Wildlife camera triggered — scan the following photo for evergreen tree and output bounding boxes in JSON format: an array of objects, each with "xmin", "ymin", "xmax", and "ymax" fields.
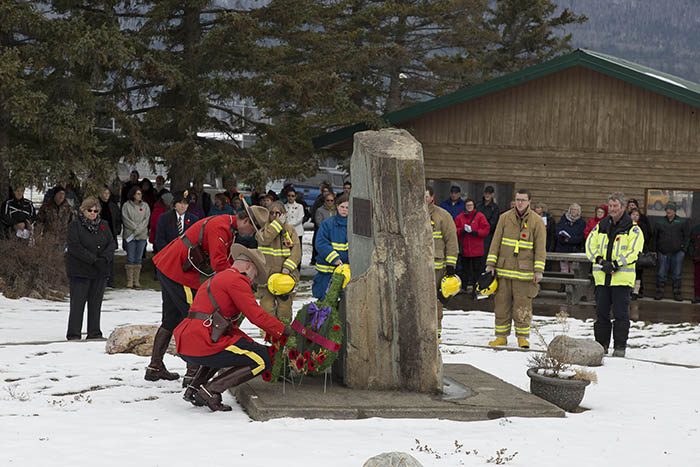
[
  {"xmin": 488, "ymin": 0, "xmax": 587, "ymax": 73},
  {"xmin": 0, "ymin": 1, "xmax": 129, "ymax": 197}
]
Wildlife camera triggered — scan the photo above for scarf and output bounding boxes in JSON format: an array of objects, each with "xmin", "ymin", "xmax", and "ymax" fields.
[
  {"xmin": 79, "ymin": 212, "xmax": 102, "ymax": 234},
  {"xmin": 565, "ymin": 203, "xmax": 582, "ymax": 223}
]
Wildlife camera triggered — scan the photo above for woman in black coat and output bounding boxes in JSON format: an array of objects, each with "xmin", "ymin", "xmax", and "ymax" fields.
[{"xmin": 66, "ymin": 196, "xmax": 116, "ymax": 340}]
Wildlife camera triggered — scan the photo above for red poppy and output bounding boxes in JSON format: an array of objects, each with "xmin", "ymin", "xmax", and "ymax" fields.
[
  {"xmin": 521, "ymin": 233, "xmax": 526, "ymax": 238},
  {"xmin": 295, "ymin": 358, "xmax": 304, "ymax": 369},
  {"xmin": 185, "ymin": 219, "xmax": 190, "ymax": 224},
  {"xmin": 332, "ymin": 325, "xmax": 340, "ymax": 332},
  {"xmin": 139, "ymin": 208, "xmax": 143, "ymax": 211},
  {"xmin": 288, "ymin": 350, "xmax": 299, "ymax": 360},
  {"xmin": 100, "ymin": 225, "xmax": 105, "ymax": 230},
  {"xmin": 280, "ymin": 335, "xmax": 288, "ymax": 346},
  {"xmin": 262, "ymin": 370, "xmax": 272, "ymax": 381},
  {"xmin": 307, "ymin": 360, "xmax": 316, "ymax": 372},
  {"xmin": 333, "ymin": 343, "xmax": 341, "ymax": 351},
  {"xmin": 303, "ymin": 351, "xmax": 311, "ymax": 360},
  {"xmin": 317, "ymin": 354, "xmax": 326, "ymax": 363},
  {"xmin": 269, "ymin": 345, "xmax": 278, "ymax": 356}
]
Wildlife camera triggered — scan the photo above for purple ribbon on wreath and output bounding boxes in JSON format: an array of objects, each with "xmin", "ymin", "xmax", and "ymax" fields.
[{"xmin": 307, "ymin": 303, "xmax": 331, "ymax": 331}]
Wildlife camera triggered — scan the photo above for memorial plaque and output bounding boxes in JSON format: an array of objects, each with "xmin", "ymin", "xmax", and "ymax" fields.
[{"xmin": 352, "ymin": 197, "xmax": 372, "ymax": 238}]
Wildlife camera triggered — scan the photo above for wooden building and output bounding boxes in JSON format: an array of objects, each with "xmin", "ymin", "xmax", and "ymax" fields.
[{"xmin": 315, "ymin": 49, "xmax": 700, "ymax": 299}]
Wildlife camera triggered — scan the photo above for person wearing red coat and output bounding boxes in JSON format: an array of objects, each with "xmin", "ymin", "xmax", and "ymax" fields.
[
  {"xmin": 175, "ymin": 245, "xmax": 292, "ymax": 412},
  {"xmin": 454, "ymin": 199, "xmax": 490, "ymax": 297},
  {"xmin": 584, "ymin": 204, "xmax": 608, "ymax": 239},
  {"xmin": 145, "ymin": 204, "xmax": 269, "ymax": 385}
]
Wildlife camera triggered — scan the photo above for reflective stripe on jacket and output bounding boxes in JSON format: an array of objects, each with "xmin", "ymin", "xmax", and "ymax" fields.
[
  {"xmin": 486, "ymin": 207, "xmax": 546, "ymax": 281},
  {"xmin": 428, "ymin": 203, "xmax": 459, "ymax": 270},
  {"xmin": 586, "ymin": 214, "xmax": 643, "ymax": 287},
  {"xmin": 256, "ymin": 219, "xmax": 302, "ymax": 280}
]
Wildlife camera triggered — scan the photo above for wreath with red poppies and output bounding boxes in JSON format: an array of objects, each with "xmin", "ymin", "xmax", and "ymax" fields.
[{"xmin": 263, "ymin": 271, "xmax": 344, "ymax": 382}]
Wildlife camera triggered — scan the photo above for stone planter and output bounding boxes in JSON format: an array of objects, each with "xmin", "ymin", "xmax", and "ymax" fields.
[{"xmin": 527, "ymin": 369, "xmax": 590, "ymax": 412}]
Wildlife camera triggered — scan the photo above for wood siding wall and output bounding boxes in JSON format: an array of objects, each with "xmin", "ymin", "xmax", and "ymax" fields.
[{"xmin": 405, "ymin": 66, "xmax": 700, "ymax": 298}]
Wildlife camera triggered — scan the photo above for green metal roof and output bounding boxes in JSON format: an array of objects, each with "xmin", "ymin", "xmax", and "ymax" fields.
[{"xmin": 313, "ymin": 48, "xmax": 700, "ymax": 149}]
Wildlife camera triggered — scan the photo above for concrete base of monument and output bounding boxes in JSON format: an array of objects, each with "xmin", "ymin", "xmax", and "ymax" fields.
[{"xmin": 232, "ymin": 363, "xmax": 565, "ymax": 421}]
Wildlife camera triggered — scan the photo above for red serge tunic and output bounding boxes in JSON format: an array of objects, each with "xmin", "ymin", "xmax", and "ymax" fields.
[
  {"xmin": 173, "ymin": 268, "xmax": 286, "ymax": 357},
  {"xmin": 152, "ymin": 214, "xmax": 238, "ymax": 289}
]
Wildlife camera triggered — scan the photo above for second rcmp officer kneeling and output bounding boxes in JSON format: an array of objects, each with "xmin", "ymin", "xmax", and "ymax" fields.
[{"xmin": 174, "ymin": 245, "xmax": 293, "ymax": 412}]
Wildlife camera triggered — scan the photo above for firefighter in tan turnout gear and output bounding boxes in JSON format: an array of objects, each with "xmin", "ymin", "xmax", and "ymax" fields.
[
  {"xmin": 485, "ymin": 189, "xmax": 546, "ymax": 348},
  {"xmin": 426, "ymin": 187, "xmax": 459, "ymax": 341},
  {"xmin": 256, "ymin": 201, "xmax": 302, "ymax": 322}
]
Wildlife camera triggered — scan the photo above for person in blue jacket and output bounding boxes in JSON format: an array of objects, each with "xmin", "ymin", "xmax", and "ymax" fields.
[
  {"xmin": 439, "ymin": 185, "xmax": 466, "ymax": 220},
  {"xmin": 312, "ymin": 194, "xmax": 349, "ymax": 299},
  {"xmin": 555, "ymin": 203, "xmax": 586, "ymax": 276}
]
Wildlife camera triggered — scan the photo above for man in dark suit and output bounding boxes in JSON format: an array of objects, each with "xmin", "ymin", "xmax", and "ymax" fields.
[{"xmin": 155, "ymin": 191, "xmax": 199, "ymax": 252}]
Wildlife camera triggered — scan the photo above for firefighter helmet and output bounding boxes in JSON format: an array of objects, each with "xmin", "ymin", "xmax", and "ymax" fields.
[
  {"xmin": 440, "ymin": 275, "xmax": 462, "ymax": 299},
  {"xmin": 476, "ymin": 272, "xmax": 498, "ymax": 299},
  {"xmin": 267, "ymin": 273, "xmax": 296, "ymax": 295},
  {"xmin": 334, "ymin": 263, "xmax": 351, "ymax": 288}
]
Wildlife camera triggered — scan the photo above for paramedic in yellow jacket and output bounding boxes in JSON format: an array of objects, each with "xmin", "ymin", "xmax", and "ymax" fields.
[
  {"xmin": 426, "ymin": 187, "xmax": 459, "ymax": 339},
  {"xmin": 485, "ymin": 189, "xmax": 546, "ymax": 348},
  {"xmin": 256, "ymin": 201, "xmax": 302, "ymax": 322},
  {"xmin": 585, "ymin": 192, "xmax": 643, "ymax": 358}
]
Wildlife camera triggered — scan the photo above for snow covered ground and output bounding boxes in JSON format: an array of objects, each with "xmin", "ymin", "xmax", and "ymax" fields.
[{"xmin": 1, "ymin": 232, "xmax": 699, "ymax": 466}]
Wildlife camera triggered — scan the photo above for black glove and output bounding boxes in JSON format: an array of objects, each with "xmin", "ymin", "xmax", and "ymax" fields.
[
  {"xmin": 445, "ymin": 265, "xmax": 456, "ymax": 276},
  {"xmin": 600, "ymin": 261, "xmax": 615, "ymax": 274},
  {"xmin": 94, "ymin": 257, "xmax": 109, "ymax": 276}
]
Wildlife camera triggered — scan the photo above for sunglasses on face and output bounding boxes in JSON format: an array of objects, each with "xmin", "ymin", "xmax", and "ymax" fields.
[
  {"xmin": 87, "ymin": 209, "xmax": 99, "ymax": 213},
  {"xmin": 326, "ymin": 199, "xmax": 334, "ymax": 203}
]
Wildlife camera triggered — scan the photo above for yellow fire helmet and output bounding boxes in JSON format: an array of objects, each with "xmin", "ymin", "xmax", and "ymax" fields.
[
  {"xmin": 334, "ymin": 263, "xmax": 351, "ymax": 289},
  {"xmin": 440, "ymin": 274, "xmax": 462, "ymax": 299},
  {"xmin": 267, "ymin": 273, "xmax": 296, "ymax": 296},
  {"xmin": 476, "ymin": 272, "xmax": 498, "ymax": 299}
]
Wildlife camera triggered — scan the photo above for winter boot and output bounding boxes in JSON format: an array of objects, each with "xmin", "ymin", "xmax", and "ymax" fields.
[
  {"xmin": 133, "ymin": 265, "xmax": 142, "ymax": 288},
  {"xmin": 632, "ymin": 280, "xmax": 641, "ymax": 300},
  {"xmin": 125, "ymin": 265, "xmax": 134, "ymax": 288},
  {"xmin": 612, "ymin": 348, "xmax": 626, "ymax": 358},
  {"xmin": 612, "ymin": 320, "xmax": 630, "ymax": 354},
  {"xmin": 673, "ymin": 283, "xmax": 683, "ymax": 302},
  {"xmin": 488, "ymin": 336, "xmax": 508, "ymax": 347},
  {"xmin": 183, "ymin": 366, "xmax": 219, "ymax": 406},
  {"xmin": 182, "ymin": 362, "xmax": 201, "ymax": 389},
  {"xmin": 144, "ymin": 327, "xmax": 180, "ymax": 381},
  {"xmin": 654, "ymin": 282, "xmax": 664, "ymax": 300},
  {"xmin": 517, "ymin": 337, "xmax": 530, "ymax": 348},
  {"xmin": 593, "ymin": 320, "xmax": 612, "ymax": 353},
  {"xmin": 195, "ymin": 366, "xmax": 255, "ymax": 412}
]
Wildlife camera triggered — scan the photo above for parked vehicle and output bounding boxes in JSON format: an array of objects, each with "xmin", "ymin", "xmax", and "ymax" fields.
[{"xmin": 267, "ymin": 167, "xmax": 348, "ymax": 205}]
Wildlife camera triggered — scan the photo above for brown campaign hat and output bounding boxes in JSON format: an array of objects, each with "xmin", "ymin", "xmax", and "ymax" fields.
[{"xmin": 229, "ymin": 244, "xmax": 268, "ymax": 284}]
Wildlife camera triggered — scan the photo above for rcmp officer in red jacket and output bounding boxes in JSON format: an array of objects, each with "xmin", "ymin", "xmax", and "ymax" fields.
[
  {"xmin": 174, "ymin": 244, "xmax": 293, "ymax": 412},
  {"xmin": 144, "ymin": 201, "xmax": 269, "ymax": 385}
]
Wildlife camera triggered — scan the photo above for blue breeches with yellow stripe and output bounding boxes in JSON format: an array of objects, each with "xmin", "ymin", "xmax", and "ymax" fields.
[{"xmin": 179, "ymin": 338, "xmax": 272, "ymax": 375}]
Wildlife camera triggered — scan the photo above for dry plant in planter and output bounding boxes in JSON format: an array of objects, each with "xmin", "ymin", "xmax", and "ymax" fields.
[{"xmin": 526, "ymin": 312, "xmax": 597, "ymax": 411}]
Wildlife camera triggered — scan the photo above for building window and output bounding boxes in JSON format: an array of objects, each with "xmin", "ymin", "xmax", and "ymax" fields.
[
  {"xmin": 645, "ymin": 189, "xmax": 699, "ymax": 223},
  {"xmin": 427, "ymin": 180, "xmax": 513, "ymax": 213}
]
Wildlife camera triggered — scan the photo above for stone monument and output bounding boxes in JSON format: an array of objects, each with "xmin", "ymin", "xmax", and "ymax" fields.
[{"xmin": 344, "ymin": 128, "xmax": 441, "ymax": 393}]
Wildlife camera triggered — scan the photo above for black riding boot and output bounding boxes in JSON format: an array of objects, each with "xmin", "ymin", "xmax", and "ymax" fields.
[
  {"xmin": 144, "ymin": 327, "xmax": 180, "ymax": 381},
  {"xmin": 594, "ymin": 320, "xmax": 612, "ymax": 353}
]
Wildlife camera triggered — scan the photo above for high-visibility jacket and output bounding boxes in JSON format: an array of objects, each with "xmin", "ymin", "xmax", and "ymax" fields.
[
  {"xmin": 256, "ymin": 219, "xmax": 302, "ymax": 281},
  {"xmin": 428, "ymin": 203, "xmax": 458, "ymax": 270},
  {"xmin": 486, "ymin": 207, "xmax": 546, "ymax": 281},
  {"xmin": 586, "ymin": 213, "xmax": 643, "ymax": 287}
]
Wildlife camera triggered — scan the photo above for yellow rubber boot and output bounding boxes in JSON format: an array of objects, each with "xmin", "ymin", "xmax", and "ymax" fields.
[
  {"xmin": 488, "ymin": 336, "xmax": 507, "ymax": 347},
  {"xmin": 437, "ymin": 328, "xmax": 442, "ymax": 344},
  {"xmin": 517, "ymin": 337, "xmax": 530, "ymax": 349}
]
